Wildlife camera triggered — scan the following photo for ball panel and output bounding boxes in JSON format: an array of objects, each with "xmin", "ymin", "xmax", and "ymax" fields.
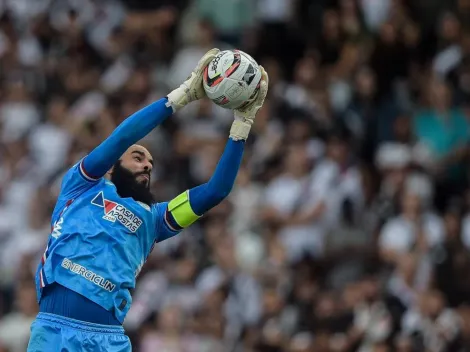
[
  {"xmin": 242, "ymin": 64, "xmax": 256, "ymax": 85},
  {"xmin": 203, "ymin": 66, "xmax": 223, "ymax": 87},
  {"xmin": 224, "ymin": 50, "xmax": 242, "ymax": 77},
  {"xmin": 225, "ymin": 61, "xmax": 241, "ymax": 78},
  {"xmin": 226, "ymin": 81, "xmax": 245, "ymax": 100},
  {"xmin": 213, "ymin": 95, "xmax": 230, "ymax": 105}
]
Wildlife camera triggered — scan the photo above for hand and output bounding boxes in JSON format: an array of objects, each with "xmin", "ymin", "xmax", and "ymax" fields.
[
  {"xmin": 230, "ymin": 66, "xmax": 269, "ymax": 141},
  {"xmin": 167, "ymin": 48, "xmax": 220, "ymax": 112}
]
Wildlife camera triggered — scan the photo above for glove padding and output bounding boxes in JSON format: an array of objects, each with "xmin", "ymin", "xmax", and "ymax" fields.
[
  {"xmin": 167, "ymin": 48, "xmax": 220, "ymax": 112},
  {"xmin": 230, "ymin": 66, "xmax": 269, "ymax": 141}
]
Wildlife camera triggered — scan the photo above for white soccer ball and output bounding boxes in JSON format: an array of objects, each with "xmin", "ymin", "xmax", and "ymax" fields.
[{"xmin": 203, "ymin": 49, "xmax": 262, "ymax": 110}]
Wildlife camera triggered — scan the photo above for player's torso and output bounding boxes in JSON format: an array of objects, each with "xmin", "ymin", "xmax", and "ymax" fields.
[
  {"xmin": 39, "ymin": 180, "xmax": 157, "ymax": 320},
  {"xmin": 51, "ymin": 179, "xmax": 155, "ymax": 273}
]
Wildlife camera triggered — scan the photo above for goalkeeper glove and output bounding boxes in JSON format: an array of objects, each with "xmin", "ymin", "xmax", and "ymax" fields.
[
  {"xmin": 167, "ymin": 48, "xmax": 220, "ymax": 112},
  {"xmin": 230, "ymin": 66, "xmax": 269, "ymax": 141}
]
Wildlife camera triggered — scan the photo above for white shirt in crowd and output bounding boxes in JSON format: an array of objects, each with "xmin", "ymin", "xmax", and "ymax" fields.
[
  {"xmin": 29, "ymin": 123, "xmax": 71, "ymax": 178},
  {"xmin": 264, "ymin": 158, "xmax": 364, "ymax": 262},
  {"xmin": 402, "ymin": 308, "xmax": 462, "ymax": 352},
  {"xmin": 196, "ymin": 265, "xmax": 262, "ymax": 338},
  {"xmin": 379, "ymin": 213, "xmax": 445, "ymax": 253},
  {"xmin": 264, "ymin": 171, "xmax": 327, "ymax": 261}
]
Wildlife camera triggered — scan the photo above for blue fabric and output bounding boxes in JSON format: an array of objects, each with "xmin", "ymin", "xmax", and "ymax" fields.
[
  {"xmin": 189, "ymin": 138, "xmax": 245, "ymax": 215},
  {"xmin": 82, "ymin": 98, "xmax": 173, "ymax": 179},
  {"xmin": 413, "ymin": 108, "xmax": 469, "ymax": 157},
  {"xmin": 27, "ymin": 312, "xmax": 130, "ymax": 352},
  {"xmin": 33, "ymin": 97, "xmax": 242, "ymax": 326},
  {"xmin": 40, "ymin": 283, "xmax": 120, "ymax": 325},
  {"xmin": 35, "ymin": 165, "xmax": 180, "ymax": 324}
]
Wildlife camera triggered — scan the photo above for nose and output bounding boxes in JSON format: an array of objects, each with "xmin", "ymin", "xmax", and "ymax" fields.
[{"xmin": 143, "ymin": 161, "xmax": 152, "ymax": 172}]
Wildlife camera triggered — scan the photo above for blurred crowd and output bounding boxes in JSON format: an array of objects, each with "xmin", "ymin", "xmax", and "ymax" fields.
[{"xmin": 1, "ymin": 0, "xmax": 470, "ymax": 351}]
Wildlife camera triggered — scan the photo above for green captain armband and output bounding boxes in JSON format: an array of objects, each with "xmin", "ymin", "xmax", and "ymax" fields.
[{"xmin": 168, "ymin": 190, "xmax": 201, "ymax": 228}]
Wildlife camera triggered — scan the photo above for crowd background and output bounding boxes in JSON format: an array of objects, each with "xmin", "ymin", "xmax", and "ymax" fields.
[{"xmin": 1, "ymin": 0, "xmax": 470, "ymax": 351}]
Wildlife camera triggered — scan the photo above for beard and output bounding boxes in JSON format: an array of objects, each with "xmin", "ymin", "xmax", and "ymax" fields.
[{"xmin": 110, "ymin": 161, "xmax": 156, "ymax": 206}]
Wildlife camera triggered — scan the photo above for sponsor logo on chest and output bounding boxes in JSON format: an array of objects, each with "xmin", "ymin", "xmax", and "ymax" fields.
[{"xmin": 91, "ymin": 191, "xmax": 143, "ymax": 233}]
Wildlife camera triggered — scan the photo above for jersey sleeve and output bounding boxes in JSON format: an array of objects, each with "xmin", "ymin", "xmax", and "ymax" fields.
[
  {"xmin": 58, "ymin": 99, "xmax": 172, "ymax": 199},
  {"xmin": 59, "ymin": 159, "xmax": 101, "ymax": 199},
  {"xmin": 152, "ymin": 202, "xmax": 182, "ymax": 243},
  {"xmin": 81, "ymin": 98, "xmax": 173, "ymax": 180}
]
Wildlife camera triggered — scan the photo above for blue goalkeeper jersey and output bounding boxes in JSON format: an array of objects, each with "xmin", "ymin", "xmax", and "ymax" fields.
[
  {"xmin": 32, "ymin": 97, "xmax": 245, "ymax": 326},
  {"xmin": 35, "ymin": 159, "xmax": 180, "ymax": 324}
]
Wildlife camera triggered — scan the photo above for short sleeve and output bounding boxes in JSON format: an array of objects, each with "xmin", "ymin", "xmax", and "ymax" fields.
[
  {"xmin": 152, "ymin": 202, "xmax": 181, "ymax": 243},
  {"xmin": 59, "ymin": 159, "xmax": 101, "ymax": 199}
]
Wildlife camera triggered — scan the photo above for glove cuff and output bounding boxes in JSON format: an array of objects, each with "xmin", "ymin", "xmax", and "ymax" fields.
[
  {"xmin": 166, "ymin": 85, "xmax": 188, "ymax": 112},
  {"xmin": 230, "ymin": 120, "xmax": 251, "ymax": 141},
  {"xmin": 165, "ymin": 97, "xmax": 176, "ymax": 113}
]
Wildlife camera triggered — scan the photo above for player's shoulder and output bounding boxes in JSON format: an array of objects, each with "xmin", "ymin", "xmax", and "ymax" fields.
[
  {"xmin": 61, "ymin": 159, "xmax": 98, "ymax": 188},
  {"xmin": 65, "ymin": 158, "xmax": 101, "ymax": 183},
  {"xmin": 56, "ymin": 159, "xmax": 104, "ymax": 200}
]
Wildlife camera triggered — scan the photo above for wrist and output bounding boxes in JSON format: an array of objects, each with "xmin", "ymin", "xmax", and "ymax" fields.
[
  {"xmin": 164, "ymin": 97, "xmax": 176, "ymax": 113},
  {"xmin": 230, "ymin": 120, "xmax": 251, "ymax": 141},
  {"xmin": 166, "ymin": 85, "xmax": 188, "ymax": 112}
]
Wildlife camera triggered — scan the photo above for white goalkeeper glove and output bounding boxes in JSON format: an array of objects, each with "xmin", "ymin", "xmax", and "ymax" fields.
[
  {"xmin": 167, "ymin": 48, "xmax": 220, "ymax": 112},
  {"xmin": 230, "ymin": 66, "xmax": 269, "ymax": 141}
]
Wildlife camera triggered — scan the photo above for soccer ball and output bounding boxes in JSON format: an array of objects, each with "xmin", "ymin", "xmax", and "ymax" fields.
[{"xmin": 203, "ymin": 49, "xmax": 262, "ymax": 110}]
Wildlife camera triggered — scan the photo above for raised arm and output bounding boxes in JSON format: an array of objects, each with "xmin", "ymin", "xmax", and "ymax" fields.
[
  {"xmin": 163, "ymin": 68, "xmax": 269, "ymax": 232},
  {"xmin": 188, "ymin": 138, "xmax": 245, "ymax": 213},
  {"xmin": 81, "ymin": 49, "xmax": 220, "ymax": 180},
  {"xmin": 81, "ymin": 99, "xmax": 172, "ymax": 179}
]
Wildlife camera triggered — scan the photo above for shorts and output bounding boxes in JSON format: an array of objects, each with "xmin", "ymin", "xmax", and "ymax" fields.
[{"xmin": 27, "ymin": 312, "xmax": 131, "ymax": 352}]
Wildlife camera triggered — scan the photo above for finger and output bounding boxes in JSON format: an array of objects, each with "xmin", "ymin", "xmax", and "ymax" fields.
[
  {"xmin": 258, "ymin": 80, "xmax": 268, "ymax": 102},
  {"xmin": 259, "ymin": 66, "xmax": 269, "ymax": 87},
  {"xmin": 257, "ymin": 66, "xmax": 269, "ymax": 101},
  {"xmin": 204, "ymin": 48, "xmax": 220, "ymax": 60},
  {"xmin": 197, "ymin": 48, "xmax": 220, "ymax": 70}
]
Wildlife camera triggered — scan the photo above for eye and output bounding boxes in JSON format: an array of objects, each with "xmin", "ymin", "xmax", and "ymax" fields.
[{"xmin": 134, "ymin": 156, "xmax": 142, "ymax": 162}]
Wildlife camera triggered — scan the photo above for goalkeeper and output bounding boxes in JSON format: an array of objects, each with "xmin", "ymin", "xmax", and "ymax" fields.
[{"xmin": 27, "ymin": 48, "xmax": 268, "ymax": 352}]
